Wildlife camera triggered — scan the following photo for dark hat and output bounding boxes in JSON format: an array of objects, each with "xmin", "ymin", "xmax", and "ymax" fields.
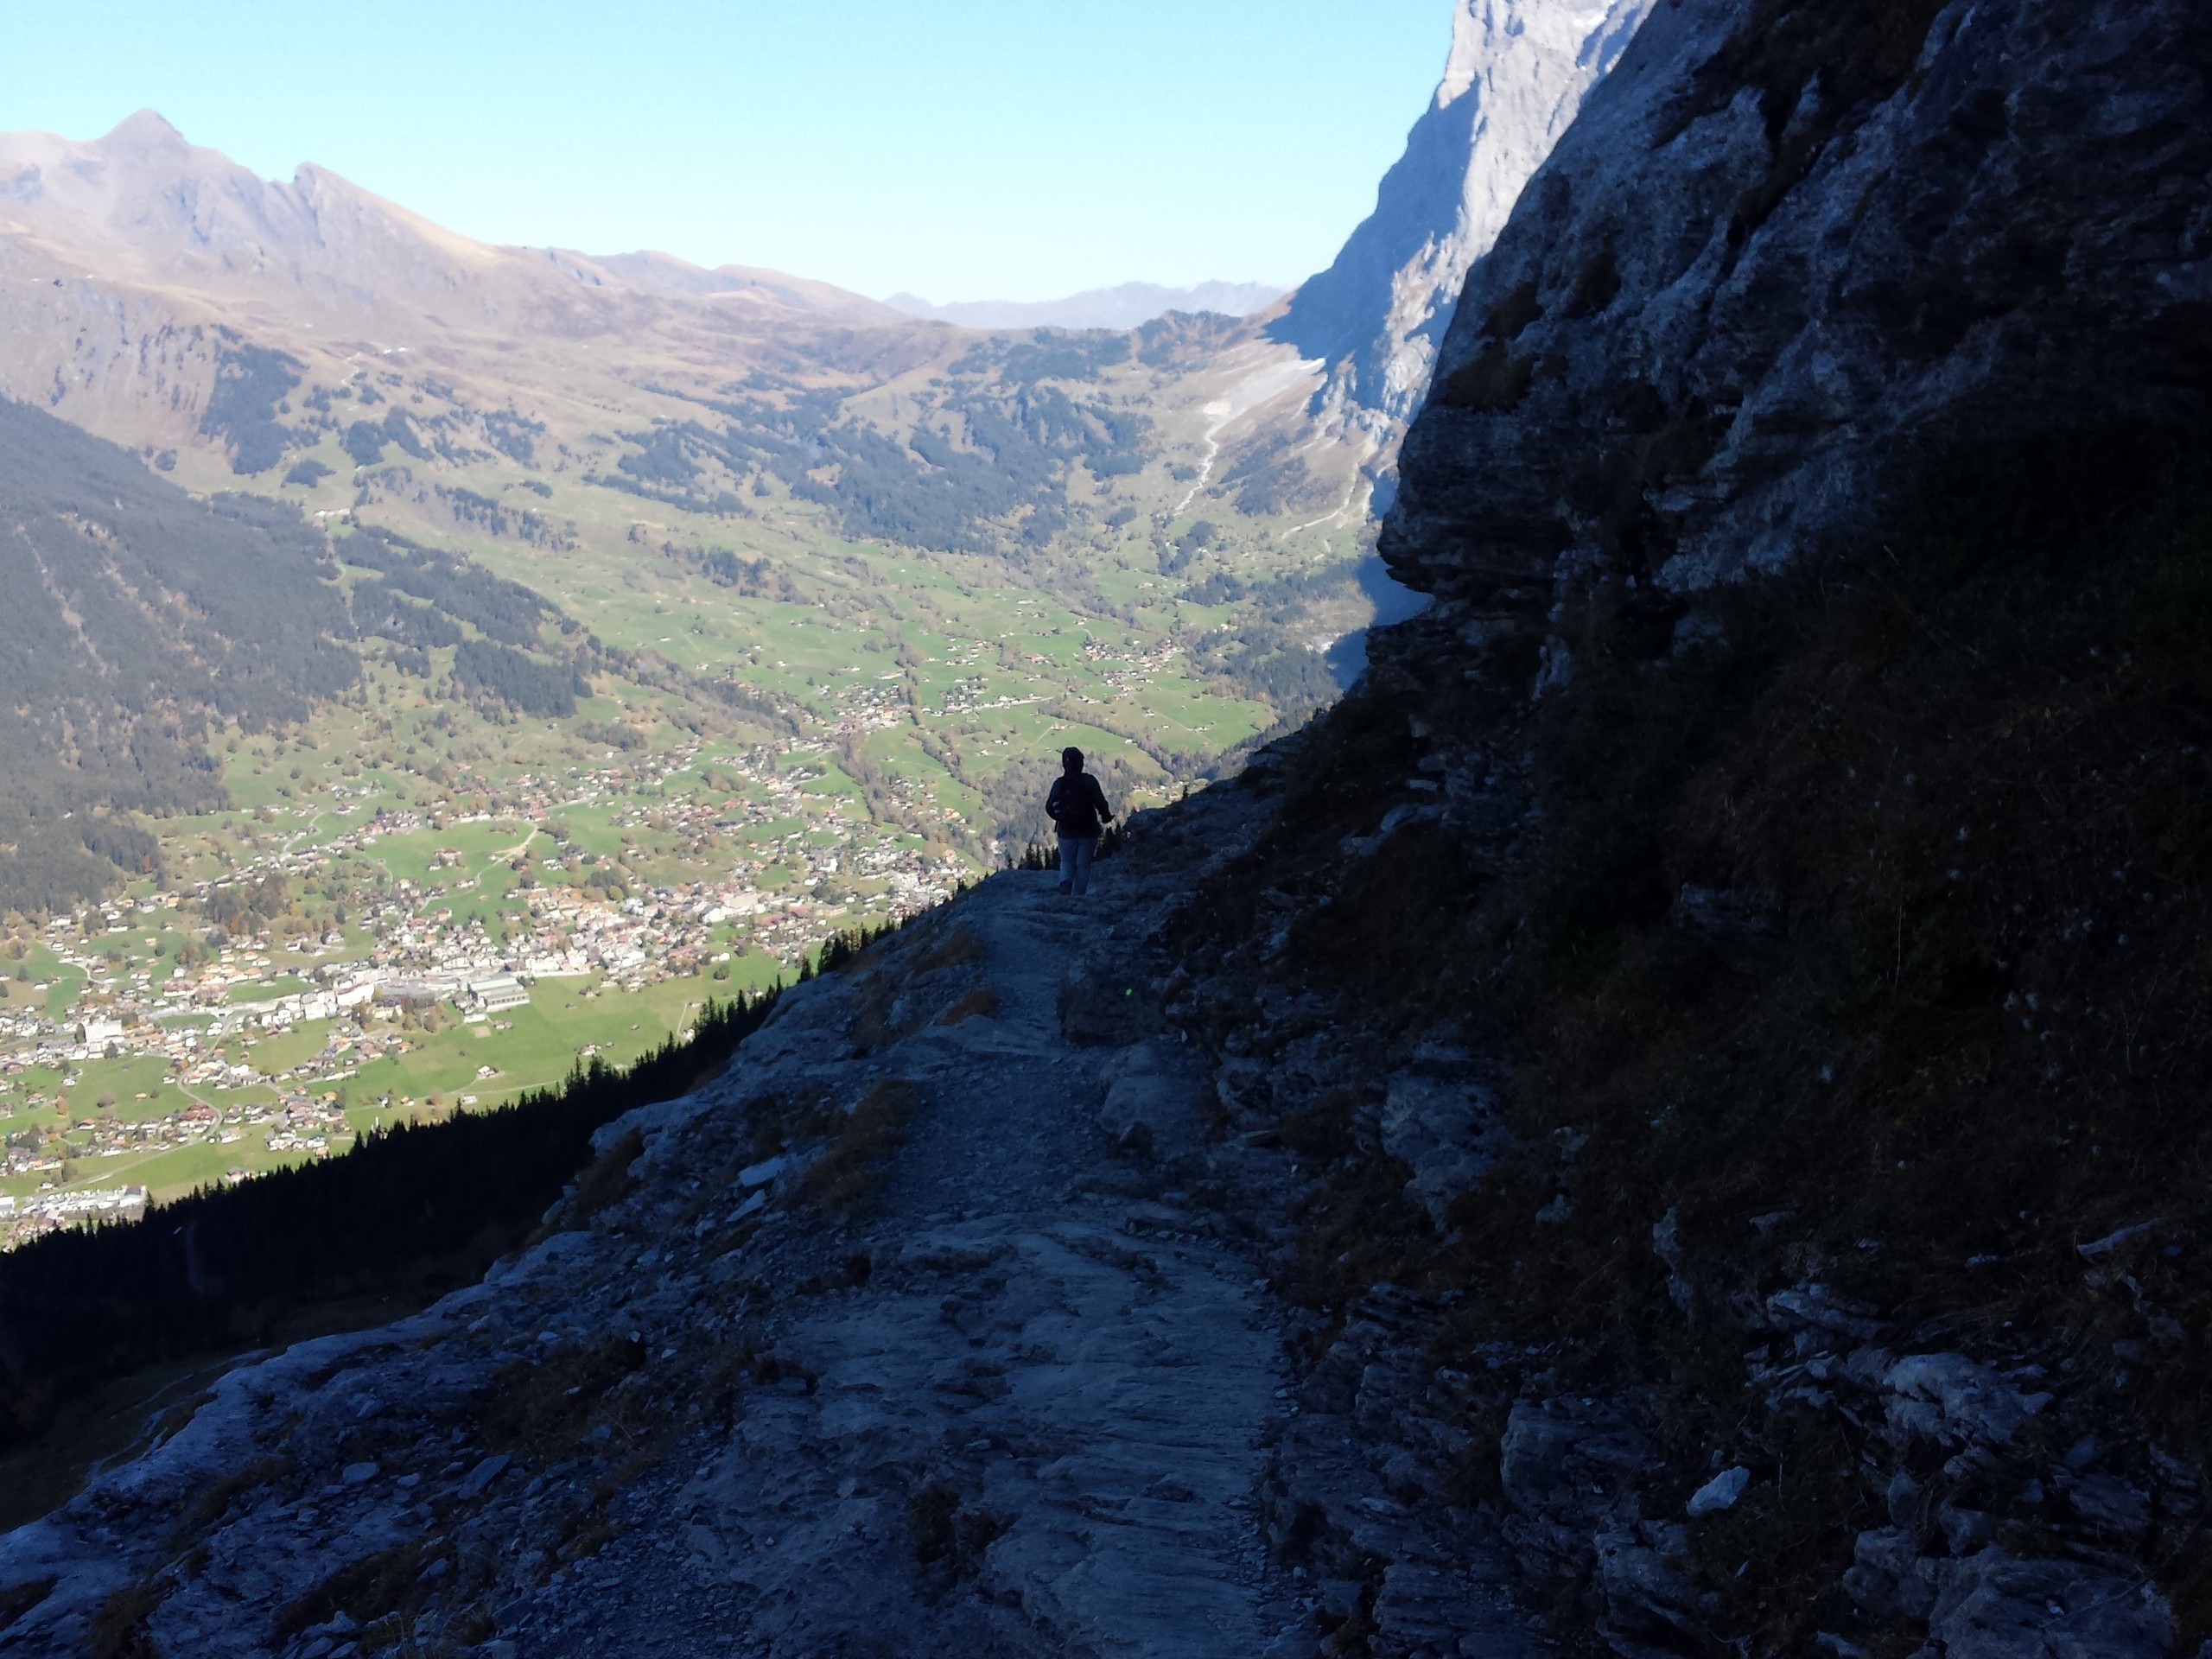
[{"xmin": 1061, "ymin": 747, "xmax": 1084, "ymax": 766}]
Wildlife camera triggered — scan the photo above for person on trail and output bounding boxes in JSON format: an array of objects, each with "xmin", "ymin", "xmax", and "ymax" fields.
[{"xmin": 1045, "ymin": 747, "xmax": 1114, "ymax": 897}]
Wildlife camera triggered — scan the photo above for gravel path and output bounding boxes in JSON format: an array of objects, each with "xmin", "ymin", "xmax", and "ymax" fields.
[{"xmin": 0, "ymin": 824, "xmax": 1316, "ymax": 1657}]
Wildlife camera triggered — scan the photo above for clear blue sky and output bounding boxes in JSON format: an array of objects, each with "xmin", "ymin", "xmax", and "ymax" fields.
[{"xmin": 1, "ymin": 1, "xmax": 1449, "ymax": 302}]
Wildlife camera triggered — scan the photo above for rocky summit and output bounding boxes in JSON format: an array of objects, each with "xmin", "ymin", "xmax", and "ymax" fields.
[{"xmin": 6, "ymin": 0, "xmax": 2212, "ymax": 1656}]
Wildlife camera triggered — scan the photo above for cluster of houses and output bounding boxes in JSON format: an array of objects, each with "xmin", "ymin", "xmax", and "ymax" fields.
[
  {"xmin": 0, "ymin": 1183, "xmax": 148, "ymax": 1245},
  {"xmin": 0, "ymin": 735, "xmax": 970, "ymax": 1246}
]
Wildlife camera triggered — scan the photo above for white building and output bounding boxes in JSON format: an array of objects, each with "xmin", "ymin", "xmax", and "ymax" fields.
[
  {"xmin": 79, "ymin": 1016, "xmax": 124, "ymax": 1051},
  {"xmin": 466, "ymin": 975, "xmax": 531, "ymax": 1013}
]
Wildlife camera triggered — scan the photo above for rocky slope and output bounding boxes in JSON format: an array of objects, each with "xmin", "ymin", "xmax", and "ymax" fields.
[
  {"xmin": 1205, "ymin": 0, "xmax": 2212, "ymax": 1651},
  {"xmin": 1390, "ymin": 0, "xmax": 2212, "ymax": 601},
  {"xmin": 0, "ymin": 796, "xmax": 1542, "ymax": 1658},
  {"xmin": 1270, "ymin": 0, "xmax": 1653, "ymax": 438}
]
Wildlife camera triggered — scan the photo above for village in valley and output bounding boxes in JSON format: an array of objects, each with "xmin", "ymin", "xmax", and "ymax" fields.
[{"xmin": 0, "ymin": 732, "xmax": 969, "ymax": 1249}]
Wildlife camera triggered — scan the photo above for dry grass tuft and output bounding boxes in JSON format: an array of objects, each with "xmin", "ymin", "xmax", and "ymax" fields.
[
  {"xmin": 484, "ymin": 1335, "xmax": 647, "ymax": 1458},
  {"xmin": 852, "ymin": 925, "xmax": 988, "ymax": 1051},
  {"xmin": 274, "ymin": 1542, "xmax": 427, "ymax": 1641},
  {"xmin": 86, "ymin": 1582, "xmax": 158, "ymax": 1659},
  {"xmin": 936, "ymin": 987, "xmax": 1000, "ymax": 1026},
  {"xmin": 918, "ymin": 925, "xmax": 985, "ymax": 974},
  {"xmin": 799, "ymin": 1079, "xmax": 921, "ymax": 1216},
  {"xmin": 170, "ymin": 1454, "xmax": 289, "ymax": 1547},
  {"xmin": 0, "ymin": 1578, "xmax": 54, "ymax": 1637},
  {"xmin": 530, "ymin": 1127, "xmax": 644, "ymax": 1243},
  {"xmin": 909, "ymin": 1480, "xmax": 1008, "ymax": 1595}
]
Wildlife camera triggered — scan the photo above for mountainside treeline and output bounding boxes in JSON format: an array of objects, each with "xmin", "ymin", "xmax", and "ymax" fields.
[
  {"xmin": 337, "ymin": 525, "xmax": 565, "ymax": 650},
  {"xmin": 0, "ymin": 404, "xmax": 620, "ymax": 911},
  {"xmin": 0, "ymin": 403, "xmax": 358, "ymax": 911},
  {"xmin": 620, "ymin": 337, "xmax": 1160, "ymax": 557}
]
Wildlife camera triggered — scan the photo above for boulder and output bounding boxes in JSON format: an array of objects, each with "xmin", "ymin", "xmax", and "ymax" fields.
[
  {"xmin": 1499, "ymin": 1398, "xmax": 1656, "ymax": 1531},
  {"xmin": 1096, "ymin": 1043, "xmax": 1209, "ymax": 1160},
  {"xmin": 1928, "ymin": 1548, "xmax": 2173, "ymax": 1659},
  {"xmin": 1685, "ymin": 1466, "xmax": 1749, "ymax": 1517},
  {"xmin": 1882, "ymin": 1354, "xmax": 2050, "ymax": 1450},
  {"xmin": 1379, "ymin": 1073, "xmax": 1510, "ymax": 1229},
  {"xmin": 1595, "ymin": 1522, "xmax": 1700, "ymax": 1646},
  {"xmin": 1841, "ymin": 1526, "xmax": 1946, "ymax": 1624},
  {"xmin": 2060, "ymin": 1473, "xmax": 2153, "ymax": 1541}
]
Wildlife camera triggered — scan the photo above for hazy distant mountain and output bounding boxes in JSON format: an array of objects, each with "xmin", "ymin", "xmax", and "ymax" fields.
[
  {"xmin": 0, "ymin": 110, "xmax": 900, "ymax": 332},
  {"xmin": 1271, "ymin": 0, "xmax": 1652, "ymax": 424},
  {"xmin": 0, "ymin": 109, "xmax": 953, "ymax": 481},
  {"xmin": 885, "ymin": 282, "xmax": 1285, "ymax": 332}
]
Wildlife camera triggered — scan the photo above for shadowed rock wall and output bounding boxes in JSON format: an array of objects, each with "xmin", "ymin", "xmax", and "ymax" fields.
[{"xmin": 1387, "ymin": 0, "xmax": 2212, "ymax": 632}]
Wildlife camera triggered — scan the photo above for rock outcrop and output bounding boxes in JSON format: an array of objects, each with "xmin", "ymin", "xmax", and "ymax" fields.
[
  {"xmin": 1388, "ymin": 0, "xmax": 2212, "ymax": 611},
  {"xmin": 1198, "ymin": 0, "xmax": 2212, "ymax": 1651}
]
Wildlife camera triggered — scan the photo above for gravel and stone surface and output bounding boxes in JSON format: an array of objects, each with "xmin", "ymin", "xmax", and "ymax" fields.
[{"xmin": 0, "ymin": 795, "xmax": 1539, "ymax": 1658}]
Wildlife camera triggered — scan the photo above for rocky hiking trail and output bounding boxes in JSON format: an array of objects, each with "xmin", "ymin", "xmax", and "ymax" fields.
[{"xmin": 0, "ymin": 793, "xmax": 1535, "ymax": 1659}]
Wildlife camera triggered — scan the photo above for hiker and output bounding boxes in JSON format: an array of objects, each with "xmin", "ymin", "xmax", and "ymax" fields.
[{"xmin": 1045, "ymin": 747, "xmax": 1114, "ymax": 896}]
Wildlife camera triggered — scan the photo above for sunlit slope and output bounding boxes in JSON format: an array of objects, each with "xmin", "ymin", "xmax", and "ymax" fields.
[{"xmin": 0, "ymin": 114, "xmax": 1391, "ymax": 842}]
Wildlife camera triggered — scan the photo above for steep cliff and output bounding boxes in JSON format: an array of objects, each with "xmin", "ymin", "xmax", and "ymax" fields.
[
  {"xmin": 1390, "ymin": 0, "xmax": 2212, "ymax": 605},
  {"xmin": 1271, "ymin": 0, "xmax": 1653, "ymax": 435},
  {"xmin": 1185, "ymin": 0, "xmax": 2212, "ymax": 1650}
]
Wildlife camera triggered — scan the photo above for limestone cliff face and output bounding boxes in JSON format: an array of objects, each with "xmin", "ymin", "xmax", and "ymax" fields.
[
  {"xmin": 1271, "ymin": 0, "xmax": 1654, "ymax": 434},
  {"xmin": 1385, "ymin": 0, "xmax": 2212, "ymax": 621}
]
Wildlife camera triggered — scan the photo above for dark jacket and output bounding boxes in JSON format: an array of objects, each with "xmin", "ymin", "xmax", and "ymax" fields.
[{"xmin": 1046, "ymin": 772, "xmax": 1112, "ymax": 838}]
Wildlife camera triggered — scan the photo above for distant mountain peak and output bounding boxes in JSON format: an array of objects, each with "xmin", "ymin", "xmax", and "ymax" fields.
[
  {"xmin": 0, "ymin": 116, "xmax": 899, "ymax": 327},
  {"xmin": 885, "ymin": 281, "xmax": 1285, "ymax": 333},
  {"xmin": 1272, "ymin": 0, "xmax": 1653, "ymax": 426},
  {"xmin": 100, "ymin": 108, "xmax": 188, "ymax": 151}
]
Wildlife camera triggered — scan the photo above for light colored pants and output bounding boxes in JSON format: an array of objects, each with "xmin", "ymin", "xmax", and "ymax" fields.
[{"xmin": 1058, "ymin": 834, "xmax": 1096, "ymax": 895}]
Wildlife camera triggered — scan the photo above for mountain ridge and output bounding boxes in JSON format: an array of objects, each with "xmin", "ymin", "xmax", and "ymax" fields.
[
  {"xmin": 884, "ymin": 281, "xmax": 1287, "ymax": 332},
  {"xmin": 0, "ymin": 110, "xmax": 899, "ymax": 329}
]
